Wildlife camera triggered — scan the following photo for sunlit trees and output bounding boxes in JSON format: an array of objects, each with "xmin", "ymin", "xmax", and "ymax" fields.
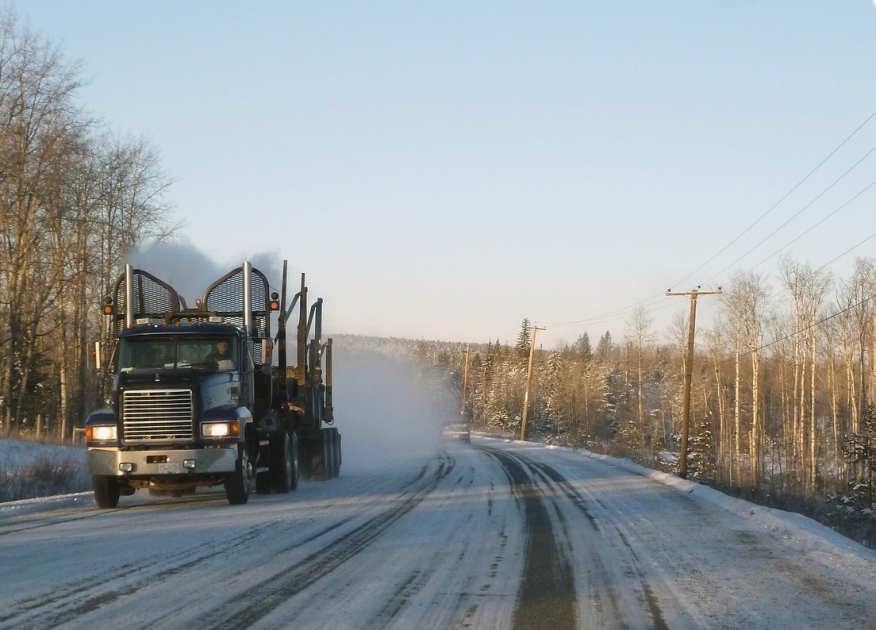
[
  {"xmin": 779, "ymin": 256, "xmax": 832, "ymax": 494},
  {"xmin": 0, "ymin": 12, "xmax": 176, "ymax": 437},
  {"xmin": 0, "ymin": 12, "xmax": 84, "ymax": 434},
  {"xmin": 721, "ymin": 270, "xmax": 769, "ymax": 488},
  {"xmin": 624, "ymin": 306, "xmax": 655, "ymax": 447}
]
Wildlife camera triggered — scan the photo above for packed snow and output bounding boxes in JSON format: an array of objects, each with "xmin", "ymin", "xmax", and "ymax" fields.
[{"xmin": 1, "ymin": 346, "xmax": 875, "ymax": 629}]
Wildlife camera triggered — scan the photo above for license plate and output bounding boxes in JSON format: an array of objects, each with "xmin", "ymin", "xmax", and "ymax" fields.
[{"xmin": 158, "ymin": 463, "xmax": 180, "ymax": 474}]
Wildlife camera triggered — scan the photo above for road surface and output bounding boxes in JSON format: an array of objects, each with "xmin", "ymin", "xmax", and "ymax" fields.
[{"xmin": 1, "ymin": 437, "xmax": 875, "ymax": 629}]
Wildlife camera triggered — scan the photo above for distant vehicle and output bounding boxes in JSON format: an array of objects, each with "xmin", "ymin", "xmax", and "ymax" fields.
[{"xmin": 443, "ymin": 422, "xmax": 471, "ymax": 444}]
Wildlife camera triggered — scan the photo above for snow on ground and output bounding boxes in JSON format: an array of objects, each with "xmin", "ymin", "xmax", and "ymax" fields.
[
  {"xmin": 568, "ymin": 442, "xmax": 876, "ymax": 563},
  {"xmin": 0, "ymin": 437, "xmax": 90, "ymax": 504},
  {"xmin": 538, "ymin": 440, "xmax": 876, "ymax": 593},
  {"xmin": 2, "ymin": 426, "xmax": 873, "ymax": 573},
  {"xmin": 486, "ymin": 438, "xmax": 876, "ymax": 629},
  {"xmin": 2, "ymin": 436, "xmax": 876, "ymax": 628},
  {"xmin": 3, "ymin": 432, "xmax": 870, "ymax": 572},
  {"xmin": 0, "ymin": 437, "xmax": 86, "ymax": 469},
  {"xmin": 2, "ymin": 345, "xmax": 876, "ymax": 629}
]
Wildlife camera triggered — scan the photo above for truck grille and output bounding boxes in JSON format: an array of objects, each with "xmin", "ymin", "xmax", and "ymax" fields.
[{"xmin": 122, "ymin": 389, "xmax": 194, "ymax": 443}]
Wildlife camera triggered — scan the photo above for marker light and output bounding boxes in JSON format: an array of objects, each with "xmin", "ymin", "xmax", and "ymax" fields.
[{"xmin": 119, "ymin": 462, "xmax": 134, "ymax": 472}]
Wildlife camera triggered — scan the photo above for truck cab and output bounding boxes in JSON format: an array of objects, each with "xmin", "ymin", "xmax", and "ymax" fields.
[
  {"xmin": 87, "ymin": 323, "xmax": 259, "ymax": 507},
  {"xmin": 85, "ymin": 260, "xmax": 337, "ymax": 509}
]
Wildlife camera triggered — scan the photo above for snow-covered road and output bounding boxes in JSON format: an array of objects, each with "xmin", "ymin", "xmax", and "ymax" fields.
[{"xmin": 1, "ymin": 437, "xmax": 875, "ymax": 630}]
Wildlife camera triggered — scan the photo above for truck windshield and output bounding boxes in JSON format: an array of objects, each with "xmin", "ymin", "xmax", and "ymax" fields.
[{"xmin": 119, "ymin": 337, "xmax": 238, "ymax": 372}]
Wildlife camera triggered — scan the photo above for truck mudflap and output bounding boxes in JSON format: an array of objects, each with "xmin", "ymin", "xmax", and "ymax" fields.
[{"xmin": 88, "ymin": 446, "xmax": 238, "ymax": 477}]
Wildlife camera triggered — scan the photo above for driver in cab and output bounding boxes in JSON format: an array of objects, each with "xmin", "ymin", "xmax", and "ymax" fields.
[{"xmin": 206, "ymin": 340, "xmax": 235, "ymax": 370}]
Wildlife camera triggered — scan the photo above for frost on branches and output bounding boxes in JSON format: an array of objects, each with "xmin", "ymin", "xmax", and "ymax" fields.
[{"xmin": 831, "ymin": 403, "xmax": 876, "ymax": 519}]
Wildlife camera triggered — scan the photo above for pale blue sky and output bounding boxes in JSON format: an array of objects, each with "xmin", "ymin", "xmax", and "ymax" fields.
[{"xmin": 14, "ymin": 1, "xmax": 876, "ymax": 347}]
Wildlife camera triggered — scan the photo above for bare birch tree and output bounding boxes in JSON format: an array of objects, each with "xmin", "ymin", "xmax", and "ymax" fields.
[{"xmin": 0, "ymin": 12, "xmax": 85, "ymax": 433}]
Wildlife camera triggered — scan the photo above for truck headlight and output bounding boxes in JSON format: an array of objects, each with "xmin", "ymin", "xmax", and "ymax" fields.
[
  {"xmin": 87, "ymin": 425, "xmax": 117, "ymax": 441},
  {"xmin": 202, "ymin": 422, "xmax": 238, "ymax": 438}
]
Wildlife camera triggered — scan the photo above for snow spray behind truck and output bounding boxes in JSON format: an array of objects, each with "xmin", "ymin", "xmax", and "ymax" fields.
[{"xmin": 85, "ymin": 260, "xmax": 341, "ymax": 508}]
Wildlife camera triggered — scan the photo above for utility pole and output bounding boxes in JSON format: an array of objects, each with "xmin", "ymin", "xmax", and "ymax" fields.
[
  {"xmin": 461, "ymin": 344, "xmax": 470, "ymax": 421},
  {"xmin": 666, "ymin": 288, "xmax": 721, "ymax": 478},
  {"xmin": 520, "ymin": 324, "xmax": 546, "ymax": 441}
]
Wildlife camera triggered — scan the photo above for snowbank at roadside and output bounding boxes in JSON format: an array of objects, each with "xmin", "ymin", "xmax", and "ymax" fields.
[
  {"xmin": 0, "ymin": 437, "xmax": 86, "ymax": 466},
  {"xmin": 0, "ymin": 437, "xmax": 90, "ymax": 503}
]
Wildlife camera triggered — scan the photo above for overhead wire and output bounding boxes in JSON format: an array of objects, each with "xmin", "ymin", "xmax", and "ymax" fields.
[
  {"xmin": 700, "ymin": 142, "xmax": 876, "ymax": 285},
  {"xmin": 700, "ymin": 174, "xmax": 876, "ymax": 311},
  {"xmin": 545, "ymin": 106, "xmax": 876, "ymax": 336},
  {"xmin": 547, "ymin": 293, "xmax": 667, "ymax": 328},
  {"xmin": 737, "ymin": 177, "xmax": 876, "ymax": 279},
  {"xmin": 671, "ymin": 107, "xmax": 876, "ymax": 290}
]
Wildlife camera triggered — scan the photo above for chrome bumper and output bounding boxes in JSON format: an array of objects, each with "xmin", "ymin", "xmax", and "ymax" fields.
[{"xmin": 88, "ymin": 447, "xmax": 237, "ymax": 477}]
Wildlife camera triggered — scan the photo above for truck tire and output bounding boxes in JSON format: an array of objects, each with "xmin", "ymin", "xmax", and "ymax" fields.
[
  {"xmin": 298, "ymin": 437, "xmax": 313, "ymax": 479},
  {"xmin": 255, "ymin": 471, "xmax": 272, "ymax": 494},
  {"xmin": 225, "ymin": 443, "xmax": 254, "ymax": 505},
  {"xmin": 271, "ymin": 431, "xmax": 299, "ymax": 493},
  {"xmin": 324, "ymin": 428, "xmax": 335, "ymax": 479},
  {"xmin": 328, "ymin": 428, "xmax": 341, "ymax": 478},
  {"xmin": 289, "ymin": 431, "xmax": 300, "ymax": 490},
  {"xmin": 312, "ymin": 429, "xmax": 331, "ymax": 481},
  {"xmin": 93, "ymin": 475, "xmax": 121, "ymax": 508}
]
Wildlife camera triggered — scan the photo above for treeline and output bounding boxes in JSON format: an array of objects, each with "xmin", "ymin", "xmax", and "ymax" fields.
[
  {"xmin": 0, "ymin": 13, "xmax": 176, "ymax": 439},
  {"xmin": 365, "ymin": 258, "xmax": 876, "ymax": 518}
]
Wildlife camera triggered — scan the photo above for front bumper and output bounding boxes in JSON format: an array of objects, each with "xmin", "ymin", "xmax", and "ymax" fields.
[{"xmin": 88, "ymin": 446, "xmax": 238, "ymax": 477}]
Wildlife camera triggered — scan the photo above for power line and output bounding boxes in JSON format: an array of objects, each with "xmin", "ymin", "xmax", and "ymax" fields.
[
  {"xmin": 547, "ymin": 294, "xmax": 668, "ymax": 329},
  {"xmin": 672, "ymin": 107, "xmax": 876, "ymax": 290},
  {"xmin": 547, "ymin": 107, "xmax": 876, "ymax": 334},
  {"xmin": 731, "ymin": 177, "xmax": 876, "ymax": 280},
  {"xmin": 701, "ymin": 142, "xmax": 876, "ymax": 284}
]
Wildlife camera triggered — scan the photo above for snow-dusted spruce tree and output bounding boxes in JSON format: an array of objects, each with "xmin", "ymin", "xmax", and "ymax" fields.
[
  {"xmin": 537, "ymin": 350, "xmax": 564, "ymax": 443},
  {"xmin": 687, "ymin": 418, "xmax": 717, "ymax": 480},
  {"xmin": 836, "ymin": 402, "xmax": 876, "ymax": 517}
]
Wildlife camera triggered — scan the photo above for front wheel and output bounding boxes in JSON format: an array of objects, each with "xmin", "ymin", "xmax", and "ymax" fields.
[
  {"xmin": 224, "ymin": 443, "xmax": 254, "ymax": 505},
  {"xmin": 93, "ymin": 475, "xmax": 120, "ymax": 508}
]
